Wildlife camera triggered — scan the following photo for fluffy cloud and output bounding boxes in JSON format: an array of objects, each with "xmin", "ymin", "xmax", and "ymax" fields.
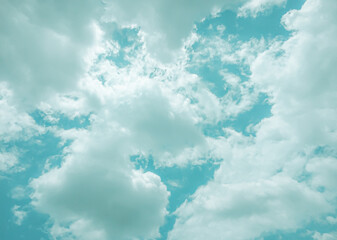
[
  {"xmin": 169, "ymin": 0, "xmax": 337, "ymax": 238},
  {"xmin": 30, "ymin": 52, "xmax": 218, "ymax": 238},
  {"xmin": 0, "ymin": 0, "xmax": 101, "ymax": 105},
  {"xmin": 306, "ymin": 157, "xmax": 337, "ymax": 199},
  {"xmin": 0, "ymin": 84, "xmax": 42, "ymax": 176},
  {"xmin": 4, "ymin": 0, "xmax": 337, "ymax": 239},
  {"xmin": 169, "ymin": 176, "xmax": 330, "ymax": 240},
  {"xmin": 80, "ymin": 55, "xmax": 208, "ymax": 165},
  {"xmin": 0, "ymin": 151, "xmax": 18, "ymax": 173},
  {"xmin": 0, "ymin": 0, "xmax": 284, "ymax": 107},
  {"xmin": 0, "ymin": 0, "xmax": 264, "ymax": 108},
  {"xmin": 30, "ymin": 124, "xmax": 170, "ymax": 240},
  {"xmin": 313, "ymin": 232, "xmax": 337, "ymax": 240},
  {"xmin": 0, "ymin": 83, "xmax": 42, "ymax": 142},
  {"xmin": 238, "ymin": 0, "xmax": 286, "ymax": 18},
  {"xmin": 104, "ymin": 0, "xmax": 250, "ymax": 61},
  {"xmin": 12, "ymin": 205, "xmax": 27, "ymax": 226}
]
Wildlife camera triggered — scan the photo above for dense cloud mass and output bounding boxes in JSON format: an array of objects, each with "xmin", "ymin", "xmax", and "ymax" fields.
[
  {"xmin": 169, "ymin": 0, "xmax": 337, "ymax": 239},
  {"xmin": 169, "ymin": 176, "xmax": 331, "ymax": 240},
  {"xmin": 1, "ymin": 0, "xmax": 337, "ymax": 239},
  {"xmin": 0, "ymin": 0, "xmax": 101, "ymax": 105},
  {"xmin": 31, "ymin": 125, "xmax": 169, "ymax": 240},
  {"xmin": 104, "ymin": 0, "xmax": 248, "ymax": 61}
]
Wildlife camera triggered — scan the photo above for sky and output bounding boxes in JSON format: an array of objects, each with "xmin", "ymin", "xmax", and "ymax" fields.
[{"xmin": 1, "ymin": 0, "xmax": 337, "ymax": 239}]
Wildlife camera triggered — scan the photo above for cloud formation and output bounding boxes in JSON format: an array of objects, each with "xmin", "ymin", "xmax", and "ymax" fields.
[
  {"xmin": 30, "ymin": 124, "xmax": 170, "ymax": 240},
  {"xmin": 169, "ymin": 176, "xmax": 330, "ymax": 240},
  {"xmin": 2, "ymin": 0, "xmax": 337, "ymax": 239},
  {"xmin": 170, "ymin": 0, "xmax": 337, "ymax": 238},
  {"xmin": 0, "ymin": 0, "xmax": 100, "ymax": 105}
]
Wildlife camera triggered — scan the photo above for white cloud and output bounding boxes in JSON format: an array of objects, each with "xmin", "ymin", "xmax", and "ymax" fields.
[
  {"xmin": 306, "ymin": 157, "xmax": 337, "ymax": 199},
  {"xmin": 30, "ymin": 122, "xmax": 170, "ymax": 240},
  {"xmin": 0, "ymin": 83, "xmax": 42, "ymax": 176},
  {"xmin": 0, "ymin": 0, "xmax": 275, "ymax": 111},
  {"xmin": 313, "ymin": 232, "xmax": 337, "ymax": 240},
  {"xmin": 0, "ymin": 0, "xmax": 101, "ymax": 106},
  {"xmin": 326, "ymin": 216, "xmax": 337, "ymax": 224},
  {"xmin": 82, "ymin": 66, "xmax": 207, "ymax": 166},
  {"xmin": 12, "ymin": 205, "xmax": 27, "ymax": 226},
  {"xmin": 103, "ymin": 0, "xmax": 253, "ymax": 61},
  {"xmin": 0, "ymin": 151, "xmax": 18, "ymax": 172},
  {"xmin": 169, "ymin": 0, "xmax": 337, "ymax": 238},
  {"xmin": 11, "ymin": 186, "xmax": 27, "ymax": 200},
  {"xmin": 184, "ymin": 35, "xmax": 268, "ymax": 122},
  {"xmin": 0, "ymin": 0, "xmax": 282, "ymax": 108},
  {"xmin": 169, "ymin": 176, "xmax": 331, "ymax": 240},
  {"xmin": 3, "ymin": 0, "xmax": 336, "ymax": 239},
  {"xmin": 238, "ymin": 0, "xmax": 286, "ymax": 18},
  {"xmin": 0, "ymin": 83, "xmax": 43, "ymax": 142}
]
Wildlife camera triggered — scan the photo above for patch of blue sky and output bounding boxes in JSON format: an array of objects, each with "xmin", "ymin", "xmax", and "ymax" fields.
[
  {"xmin": 0, "ymin": 132, "xmax": 65, "ymax": 240},
  {"xmin": 112, "ymin": 26, "xmax": 140, "ymax": 48},
  {"xmin": 187, "ymin": 0, "xmax": 306, "ymax": 100},
  {"xmin": 105, "ymin": 26, "xmax": 143, "ymax": 68},
  {"xmin": 0, "ymin": 198, "xmax": 49, "ymax": 240},
  {"xmin": 226, "ymin": 93, "xmax": 271, "ymax": 132},
  {"xmin": 203, "ymin": 93, "xmax": 272, "ymax": 137},
  {"xmin": 186, "ymin": 2, "xmax": 304, "ymax": 139},
  {"xmin": 197, "ymin": 0, "xmax": 306, "ymax": 42},
  {"xmin": 313, "ymin": 145, "xmax": 337, "ymax": 158},
  {"xmin": 105, "ymin": 52, "xmax": 130, "ymax": 68},
  {"xmin": 131, "ymin": 155, "xmax": 220, "ymax": 240},
  {"xmin": 187, "ymin": 61, "xmax": 250, "ymax": 98},
  {"xmin": 30, "ymin": 110, "xmax": 91, "ymax": 130}
]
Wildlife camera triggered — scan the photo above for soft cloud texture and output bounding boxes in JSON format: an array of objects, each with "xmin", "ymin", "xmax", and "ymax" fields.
[
  {"xmin": 3, "ymin": 0, "xmax": 337, "ymax": 239},
  {"xmin": 0, "ymin": 83, "xmax": 42, "ymax": 142},
  {"xmin": 169, "ymin": 176, "xmax": 330, "ymax": 240},
  {"xmin": 30, "ymin": 124, "xmax": 170, "ymax": 240},
  {"xmin": 238, "ymin": 0, "xmax": 286, "ymax": 17},
  {"xmin": 170, "ymin": 0, "xmax": 337, "ymax": 238},
  {"xmin": 0, "ymin": 151, "xmax": 18, "ymax": 173},
  {"xmin": 0, "ymin": 0, "xmax": 100, "ymax": 105},
  {"xmin": 104, "ymin": 0, "xmax": 248, "ymax": 61},
  {"xmin": 12, "ymin": 205, "xmax": 27, "ymax": 226},
  {"xmin": 313, "ymin": 232, "xmax": 337, "ymax": 240}
]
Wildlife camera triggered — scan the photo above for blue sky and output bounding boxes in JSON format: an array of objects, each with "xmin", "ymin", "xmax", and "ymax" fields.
[{"xmin": 1, "ymin": 0, "xmax": 337, "ymax": 240}]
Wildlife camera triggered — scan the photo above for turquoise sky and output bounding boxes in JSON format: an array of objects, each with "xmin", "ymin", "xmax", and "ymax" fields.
[{"xmin": 1, "ymin": 0, "xmax": 337, "ymax": 240}]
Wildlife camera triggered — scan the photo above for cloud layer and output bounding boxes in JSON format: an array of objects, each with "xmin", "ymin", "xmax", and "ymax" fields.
[{"xmin": 2, "ymin": 0, "xmax": 337, "ymax": 239}]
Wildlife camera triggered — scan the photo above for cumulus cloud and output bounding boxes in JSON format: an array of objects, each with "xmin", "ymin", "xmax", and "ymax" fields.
[
  {"xmin": 30, "ymin": 124, "xmax": 170, "ymax": 240},
  {"xmin": 80, "ymin": 56, "xmax": 208, "ymax": 165},
  {"xmin": 250, "ymin": 0, "xmax": 337, "ymax": 149},
  {"xmin": 30, "ymin": 52, "xmax": 219, "ymax": 238},
  {"xmin": 238, "ymin": 0, "xmax": 286, "ymax": 18},
  {"xmin": 0, "ymin": 0, "xmax": 101, "ymax": 105},
  {"xmin": 169, "ymin": 176, "xmax": 330, "ymax": 240},
  {"xmin": 170, "ymin": 0, "xmax": 337, "ymax": 238},
  {"xmin": 103, "ymin": 0, "xmax": 285, "ymax": 61},
  {"xmin": 0, "ymin": 0, "xmax": 257, "ymax": 108},
  {"xmin": 0, "ymin": 83, "xmax": 43, "ymax": 142},
  {"xmin": 306, "ymin": 157, "xmax": 337, "ymax": 199},
  {"xmin": 0, "ymin": 83, "xmax": 42, "ymax": 175},
  {"xmin": 3, "ymin": 0, "xmax": 336, "ymax": 239}
]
